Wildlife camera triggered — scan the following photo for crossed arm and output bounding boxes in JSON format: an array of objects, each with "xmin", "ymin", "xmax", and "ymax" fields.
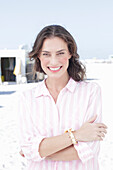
[
  {"xmin": 19, "ymin": 85, "xmax": 107, "ymax": 162},
  {"xmin": 20, "ymin": 115, "xmax": 107, "ymax": 161}
]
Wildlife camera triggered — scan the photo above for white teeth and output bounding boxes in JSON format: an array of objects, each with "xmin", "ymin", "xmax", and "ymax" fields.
[{"xmin": 49, "ymin": 67, "xmax": 61, "ymax": 71}]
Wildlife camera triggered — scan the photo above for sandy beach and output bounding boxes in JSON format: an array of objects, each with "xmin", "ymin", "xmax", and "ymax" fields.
[{"xmin": 0, "ymin": 62, "xmax": 113, "ymax": 170}]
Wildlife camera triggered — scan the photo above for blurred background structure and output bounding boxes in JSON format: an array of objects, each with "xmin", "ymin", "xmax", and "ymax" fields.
[
  {"xmin": 0, "ymin": 47, "xmax": 26, "ymax": 84},
  {"xmin": 0, "ymin": 46, "xmax": 45, "ymax": 84}
]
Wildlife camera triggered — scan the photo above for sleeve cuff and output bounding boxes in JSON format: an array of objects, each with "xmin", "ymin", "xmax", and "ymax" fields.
[
  {"xmin": 21, "ymin": 136, "xmax": 46, "ymax": 162},
  {"xmin": 74, "ymin": 142, "xmax": 94, "ymax": 163}
]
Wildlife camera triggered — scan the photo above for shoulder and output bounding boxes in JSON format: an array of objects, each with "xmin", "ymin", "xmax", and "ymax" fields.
[
  {"xmin": 19, "ymin": 81, "xmax": 44, "ymax": 100},
  {"xmin": 76, "ymin": 80, "xmax": 101, "ymax": 94},
  {"xmin": 78, "ymin": 80, "xmax": 100, "ymax": 88}
]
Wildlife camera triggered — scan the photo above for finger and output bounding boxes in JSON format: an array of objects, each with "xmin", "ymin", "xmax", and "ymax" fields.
[
  {"xmin": 87, "ymin": 115, "xmax": 97, "ymax": 123},
  {"xmin": 99, "ymin": 128, "xmax": 107, "ymax": 134},
  {"xmin": 97, "ymin": 123, "xmax": 108, "ymax": 128},
  {"xmin": 94, "ymin": 135, "xmax": 103, "ymax": 141},
  {"xmin": 98, "ymin": 132, "xmax": 105, "ymax": 138},
  {"xmin": 96, "ymin": 127, "xmax": 107, "ymax": 134},
  {"xmin": 97, "ymin": 136, "xmax": 103, "ymax": 141}
]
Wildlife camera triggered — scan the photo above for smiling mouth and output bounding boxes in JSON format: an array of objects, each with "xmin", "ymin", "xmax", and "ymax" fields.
[{"xmin": 48, "ymin": 66, "xmax": 62, "ymax": 71}]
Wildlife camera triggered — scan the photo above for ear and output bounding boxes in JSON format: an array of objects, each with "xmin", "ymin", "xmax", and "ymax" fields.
[
  {"xmin": 37, "ymin": 56, "xmax": 40, "ymax": 60},
  {"xmin": 68, "ymin": 54, "xmax": 72, "ymax": 59}
]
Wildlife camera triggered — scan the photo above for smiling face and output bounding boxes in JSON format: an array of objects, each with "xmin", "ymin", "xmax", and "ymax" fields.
[{"xmin": 39, "ymin": 37, "xmax": 71, "ymax": 79}]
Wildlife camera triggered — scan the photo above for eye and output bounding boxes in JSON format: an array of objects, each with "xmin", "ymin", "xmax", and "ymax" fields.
[
  {"xmin": 42, "ymin": 53, "xmax": 50, "ymax": 57},
  {"xmin": 43, "ymin": 53, "xmax": 48, "ymax": 56},
  {"xmin": 57, "ymin": 52, "xmax": 65, "ymax": 56}
]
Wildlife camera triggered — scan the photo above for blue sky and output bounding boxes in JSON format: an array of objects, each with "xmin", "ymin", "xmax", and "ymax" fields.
[{"xmin": 0, "ymin": 0, "xmax": 113, "ymax": 59}]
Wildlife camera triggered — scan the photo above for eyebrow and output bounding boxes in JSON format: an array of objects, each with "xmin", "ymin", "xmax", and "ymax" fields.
[
  {"xmin": 41, "ymin": 49, "xmax": 66, "ymax": 53},
  {"xmin": 41, "ymin": 51, "xmax": 50, "ymax": 53},
  {"xmin": 56, "ymin": 49, "xmax": 66, "ymax": 53}
]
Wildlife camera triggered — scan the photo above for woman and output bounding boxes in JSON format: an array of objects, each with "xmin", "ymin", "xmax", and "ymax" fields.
[{"xmin": 18, "ymin": 25, "xmax": 107, "ymax": 170}]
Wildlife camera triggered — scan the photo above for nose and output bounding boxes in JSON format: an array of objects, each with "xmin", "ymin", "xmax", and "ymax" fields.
[{"xmin": 50, "ymin": 55, "xmax": 58, "ymax": 65}]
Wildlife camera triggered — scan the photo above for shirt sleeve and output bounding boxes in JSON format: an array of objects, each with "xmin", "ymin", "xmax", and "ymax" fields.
[
  {"xmin": 74, "ymin": 83, "xmax": 102, "ymax": 163},
  {"xmin": 17, "ymin": 91, "xmax": 46, "ymax": 162}
]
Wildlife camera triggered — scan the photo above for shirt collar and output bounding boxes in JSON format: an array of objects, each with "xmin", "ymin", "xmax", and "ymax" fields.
[
  {"xmin": 34, "ymin": 79, "xmax": 50, "ymax": 98},
  {"xmin": 65, "ymin": 78, "xmax": 78, "ymax": 93},
  {"xmin": 34, "ymin": 78, "xmax": 78, "ymax": 98}
]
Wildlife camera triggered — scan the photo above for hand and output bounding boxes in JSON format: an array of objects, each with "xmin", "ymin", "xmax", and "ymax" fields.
[{"xmin": 75, "ymin": 115, "xmax": 107, "ymax": 142}]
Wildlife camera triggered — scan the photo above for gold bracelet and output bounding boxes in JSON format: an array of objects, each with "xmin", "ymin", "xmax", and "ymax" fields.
[{"xmin": 65, "ymin": 128, "xmax": 78, "ymax": 145}]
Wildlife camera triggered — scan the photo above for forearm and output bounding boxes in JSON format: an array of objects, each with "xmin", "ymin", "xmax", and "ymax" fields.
[
  {"xmin": 45, "ymin": 145, "xmax": 80, "ymax": 161},
  {"xmin": 39, "ymin": 132, "xmax": 72, "ymax": 158}
]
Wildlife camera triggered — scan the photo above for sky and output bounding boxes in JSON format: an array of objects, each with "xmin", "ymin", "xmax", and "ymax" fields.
[{"xmin": 0, "ymin": 0, "xmax": 113, "ymax": 59}]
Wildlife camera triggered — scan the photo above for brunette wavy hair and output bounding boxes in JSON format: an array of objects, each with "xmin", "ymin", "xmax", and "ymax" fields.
[{"xmin": 29, "ymin": 25, "xmax": 86, "ymax": 81}]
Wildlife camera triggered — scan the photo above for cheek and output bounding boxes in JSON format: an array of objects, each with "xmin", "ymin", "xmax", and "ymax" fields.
[
  {"xmin": 40, "ymin": 58, "xmax": 49, "ymax": 67},
  {"xmin": 60, "ymin": 57, "xmax": 69, "ymax": 64}
]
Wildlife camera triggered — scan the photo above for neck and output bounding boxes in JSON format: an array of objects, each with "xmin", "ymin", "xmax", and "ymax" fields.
[{"xmin": 45, "ymin": 74, "xmax": 70, "ymax": 92}]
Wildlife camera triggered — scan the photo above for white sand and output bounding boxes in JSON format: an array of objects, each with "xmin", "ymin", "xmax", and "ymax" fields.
[
  {"xmin": 0, "ymin": 62, "xmax": 113, "ymax": 170},
  {"xmin": 86, "ymin": 63, "xmax": 113, "ymax": 170}
]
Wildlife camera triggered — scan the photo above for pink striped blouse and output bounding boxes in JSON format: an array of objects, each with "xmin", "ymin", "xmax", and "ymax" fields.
[{"xmin": 18, "ymin": 78, "xmax": 102, "ymax": 170}]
